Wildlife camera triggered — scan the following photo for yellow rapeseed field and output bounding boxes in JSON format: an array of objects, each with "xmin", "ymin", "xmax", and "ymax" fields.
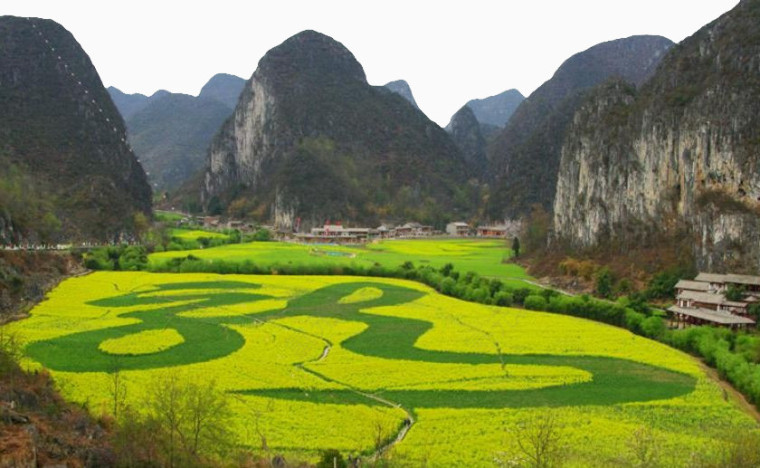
[{"xmin": 9, "ymin": 271, "xmax": 759, "ymax": 466}]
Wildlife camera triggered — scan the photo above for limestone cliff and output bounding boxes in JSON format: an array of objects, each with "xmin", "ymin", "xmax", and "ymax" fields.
[
  {"xmin": 487, "ymin": 35, "xmax": 673, "ymax": 219},
  {"xmin": 0, "ymin": 16, "xmax": 151, "ymax": 243},
  {"xmin": 202, "ymin": 30, "xmax": 468, "ymax": 227},
  {"xmin": 553, "ymin": 0, "xmax": 760, "ymax": 272}
]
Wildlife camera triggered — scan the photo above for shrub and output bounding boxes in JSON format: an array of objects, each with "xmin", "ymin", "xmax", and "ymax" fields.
[
  {"xmin": 513, "ymin": 288, "xmax": 532, "ymax": 305},
  {"xmin": 595, "ymin": 267, "xmax": 615, "ymax": 299},
  {"xmin": 251, "ymin": 228, "xmax": 271, "ymax": 242},
  {"xmin": 640, "ymin": 316, "xmax": 666, "ymax": 339},
  {"xmin": 316, "ymin": 449, "xmax": 346, "ymax": 468},
  {"xmin": 494, "ymin": 291, "xmax": 514, "ymax": 307},
  {"xmin": 524, "ymin": 295, "xmax": 548, "ymax": 311}
]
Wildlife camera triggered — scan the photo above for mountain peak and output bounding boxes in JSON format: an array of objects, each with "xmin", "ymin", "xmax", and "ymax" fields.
[
  {"xmin": 256, "ymin": 30, "xmax": 366, "ymax": 87},
  {"xmin": 0, "ymin": 15, "xmax": 151, "ymax": 242},
  {"xmin": 465, "ymin": 89, "xmax": 525, "ymax": 128},
  {"xmin": 198, "ymin": 73, "xmax": 245, "ymax": 108},
  {"xmin": 383, "ymin": 80, "xmax": 419, "ymax": 109}
]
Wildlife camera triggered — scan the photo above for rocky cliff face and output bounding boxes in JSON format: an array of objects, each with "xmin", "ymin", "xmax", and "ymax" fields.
[
  {"xmin": 446, "ymin": 105, "xmax": 487, "ymax": 177},
  {"xmin": 466, "ymin": 89, "xmax": 524, "ymax": 128},
  {"xmin": 553, "ymin": 0, "xmax": 760, "ymax": 272},
  {"xmin": 383, "ymin": 79, "xmax": 419, "ymax": 109},
  {"xmin": 0, "ymin": 16, "xmax": 151, "ymax": 243},
  {"xmin": 487, "ymin": 35, "xmax": 673, "ymax": 219},
  {"xmin": 202, "ymin": 30, "xmax": 468, "ymax": 228}
]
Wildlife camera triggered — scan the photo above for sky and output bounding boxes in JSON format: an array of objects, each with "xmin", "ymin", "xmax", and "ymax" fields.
[{"xmin": 3, "ymin": 0, "xmax": 740, "ymax": 126}]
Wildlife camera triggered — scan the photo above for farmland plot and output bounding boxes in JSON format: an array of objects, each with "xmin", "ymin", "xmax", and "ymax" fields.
[{"xmin": 10, "ymin": 272, "xmax": 758, "ymax": 466}]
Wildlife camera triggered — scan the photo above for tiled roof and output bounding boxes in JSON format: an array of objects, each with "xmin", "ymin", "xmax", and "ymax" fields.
[
  {"xmin": 668, "ymin": 306, "xmax": 756, "ymax": 325},
  {"xmin": 694, "ymin": 272, "xmax": 760, "ymax": 286},
  {"xmin": 675, "ymin": 280, "xmax": 710, "ymax": 292}
]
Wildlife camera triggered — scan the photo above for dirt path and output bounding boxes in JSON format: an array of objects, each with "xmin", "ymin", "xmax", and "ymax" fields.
[
  {"xmin": 700, "ymin": 362, "xmax": 760, "ymax": 424},
  {"xmin": 262, "ymin": 319, "xmax": 417, "ymax": 459}
]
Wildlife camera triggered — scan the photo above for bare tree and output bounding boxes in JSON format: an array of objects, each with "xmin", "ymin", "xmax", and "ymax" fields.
[
  {"xmin": 184, "ymin": 379, "xmax": 232, "ymax": 457},
  {"xmin": 511, "ymin": 413, "xmax": 566, "ymax": 468},
  {"xmin": 148, "ymin": 372, "xmax": 187, "ymax": 468},
  {"xmin": 148, "ymin": 373, "xmax": 233, "ymax": 466},
  {"xmin": 107, "ymin": 356, "xmax": 127, "ymax": 420}
]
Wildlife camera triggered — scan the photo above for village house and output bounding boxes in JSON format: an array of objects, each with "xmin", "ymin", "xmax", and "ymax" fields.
[
  {"xmin": 394, "ymin": 222, "xmax": 434, "ymax": 237},
  {"xmin": 446, "ymin": 221, "xmax": 470, "ymax": 237},
  {"xmin": 667, "ymin": 273, "xmax": 759, "ymax": 329},
  {"xmin": 202, "ymin": 216, "xmax": 221, "ymax": 228},
  {"xmin": 375, "ymin": 225, "xmax": 393, "ymax": 239},
  {"xmin": 476, "ymin": 225, "xmax": 508, "ymax": 238},
  {"xmin": 295, "ymin": 223, "xmax": 370, "ymax": 244}
]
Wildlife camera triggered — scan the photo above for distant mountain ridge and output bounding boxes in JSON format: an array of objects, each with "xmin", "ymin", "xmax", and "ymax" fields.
[
  {"xmin": 486, "ymin": 35, "xmax": 674, "ymax": 219},
  {"xmin": 109, "ymin": 74, "xmax": 245, "ymax": 191},
  {"xmin": 445, "ymin": 106, "xmax": 488, "ymax": 178},
  {"xmin": 0, "ymin": 16, "xmax": 151, "ymax": 243},
  {"xmin": 466, "ymin": 89, "xmax": 525, "ymax": 128},
  {"xmin": 199, "ymin": 73, "xmax": 247, "ymax": 108},
  {"xmin": 383, "ymin": 80, "xmax": 419, "ymax": 109},
  {"xmin": 202, "ymin": 30, "xmax": 470, "ymax": 228}
]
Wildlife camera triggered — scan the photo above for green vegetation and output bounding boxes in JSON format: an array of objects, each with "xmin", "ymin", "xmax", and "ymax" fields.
[
  {"xmin": 154, "ymin": 210, "xmax": 185, "ymax": 223},
  {"xmin": 149, "ymin": 238, "xmax": 533, "ymax": 287},
  {"xmin": 0, "ymin": 163, "xmax": 61, "ymax": 244},
  {"xmin": 83, "ymin": 245, "xmax": 149, "ymax": 271}
]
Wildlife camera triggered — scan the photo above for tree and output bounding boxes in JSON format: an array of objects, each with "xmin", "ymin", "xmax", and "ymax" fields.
[
  {"xmin": 184, "ymin": 379, "xmax": 232, "ymax": 457},
  {"xmin": 149, "ymin": 373, "xmax": 186, "ymax": 468},
  {"xmin": 522, "ymin": 204, "xmax": 551, "ymax": 254},
  {"xmin": 133, "ymin": 211, "xmax": 150, "ymax": 241},
  {"xmin": 107, "ymin": 357, "xmax": 127, "ymax": 420},
  {"xmin": 749, "ymin": 303, "xmax": 760, "ymax": 322},
  {"xmin": 595, "ymin": 267, "xmax": 615, "ymax": 299},
  {"xmin": 511, "ymin": 413, "xmax": 566, "ymax": 468},
  {"xmin": 725, "ymin": 284, "xmax": 745, "ymax": 302},
  {"xmin": 147, "ymin": 374, "xmax": 232, "ymax": 467},
  {"xmin": 512, "ymin": 237, "xmax": 521, "ymax": 257}
]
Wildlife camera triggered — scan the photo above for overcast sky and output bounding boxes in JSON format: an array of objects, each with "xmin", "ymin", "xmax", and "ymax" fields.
[{"xmin": 4, "ymin": 0, "xmax": 739, "ymax": 126}]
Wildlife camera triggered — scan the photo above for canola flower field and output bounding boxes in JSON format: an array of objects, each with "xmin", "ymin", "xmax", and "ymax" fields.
[
  {"xmin": 150, "ymin": 238, "xmax": 535, "ymax": 288},
  {"xmin": 10, "ymin": 271, "xmax": 760, "ymax": 466}
]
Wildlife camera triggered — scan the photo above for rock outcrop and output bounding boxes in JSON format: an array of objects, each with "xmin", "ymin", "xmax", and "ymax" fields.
[
  {"xmin": 202, "ymin": 30, "xmax": 468, "ymax": 228},
  {"xmin": 487, "ymin": 35, "xmax": 673, "ymax": 219},
  {"xmin": 553, "ymin": 0, "xmax": 760, "ymax": 272},
  {"xmin": 0, "ymin": 16, "xmax": 151, "ymax": 243}
]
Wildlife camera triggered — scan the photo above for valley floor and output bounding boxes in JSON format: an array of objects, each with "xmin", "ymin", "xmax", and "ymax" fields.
[{"xmin": 8, "ymin": 270, "xmax": 759, "ymax": 466}]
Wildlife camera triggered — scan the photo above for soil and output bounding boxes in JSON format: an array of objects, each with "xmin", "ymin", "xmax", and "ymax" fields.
[{"xmin": 0, "ymin": 250, "xmax": 85, "ymax": 322}]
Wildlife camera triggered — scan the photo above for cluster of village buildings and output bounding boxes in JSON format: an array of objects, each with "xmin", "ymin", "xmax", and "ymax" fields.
[
  {"xmin": 668, "ymin": 273, "xmax": 759, "ymax": 329},
  {"xmin": 171, "ymin": 214, "xmax": 759, "ymax": 330},
  {"xmin": 292, "ymin": 221, "xmax": 521, "ymax": 243},
  {"xmin": 188, "ymin": 216, "xmax": 521, "ymax": 242}
]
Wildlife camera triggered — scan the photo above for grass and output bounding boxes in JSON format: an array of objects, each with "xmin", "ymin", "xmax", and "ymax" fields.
[
  {"xmin": 154, "ymin": 210, "xmax": 185, "ymax": 222},
  {"xmin": 10, "ymin": 272, "xmax": 759, "ymax": 466},
  {"xmin": 150, "ymin": 238, "xmax": 534, "ymax": 288},
  {"xmin": 169, "ymin": 228, "xmax": 229, "ymax": 240}
]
